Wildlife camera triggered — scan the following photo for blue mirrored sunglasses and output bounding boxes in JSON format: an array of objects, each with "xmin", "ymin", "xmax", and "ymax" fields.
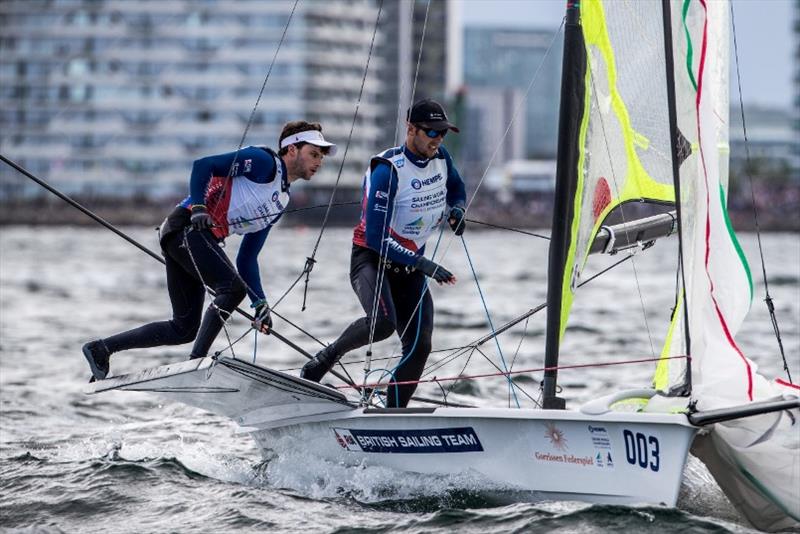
[{"xmin": 418, "ymin": 126, "xmax": 448, "ymax": 139}]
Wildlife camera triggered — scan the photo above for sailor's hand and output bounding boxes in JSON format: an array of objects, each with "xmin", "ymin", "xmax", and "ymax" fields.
[
  {"xmin": 252, "ymin": 300, "xmax": 272, "ymax": 334},
  {"xmin": 190, "ymin": 204, "xmax": 213, "ymax": 230},
  {"xmin": 448, "ymin": 206, "xmax": 466, "ymax": 236},
  {"xmin": 415, "ymin": 256, "xmax": 456, "ymax": 285}
]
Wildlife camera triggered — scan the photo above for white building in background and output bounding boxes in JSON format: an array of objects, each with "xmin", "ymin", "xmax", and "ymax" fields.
[{"xmin": 1, "ymin": 0, "xmax": 435, "ymax": 198}]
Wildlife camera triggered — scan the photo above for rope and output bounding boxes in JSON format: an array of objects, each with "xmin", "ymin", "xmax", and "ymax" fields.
[
  {"xmin": 730, "ymin": 1, "xmax": 791, "ymax": 383},
  {"xmin": 466, "ymin": 218, "xmax": 550, "ymax": 240},
  {"xmin": 363, "ymin": 0, "xmax": 433, "ymax": 400},
  {"xmin": 460, "ymin": 235, "xmax": 520, "ymax": 408},
  {"xmin": 421, "ymin": 252, "xmax": 636, "ymax": 386},
  {"xmin": 180, "ymin": 228, "xmax": 239, "ymax": 361},
  {"xmin": 197, "ymin": 200, "xmax": 360, "ymax": 229},
  {"xmin": 297, "ymin": 0, "xmax": 384, "ymax": 312},
  {"xmin": 337, "ymin": 355, "xmax": 690, "ymax": 390}
]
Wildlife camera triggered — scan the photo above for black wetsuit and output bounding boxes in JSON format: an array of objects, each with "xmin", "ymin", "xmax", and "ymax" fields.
[
  {"xmin": 102, "ymin": 207, "xmax": 246, "ymax": 358},
  {"xmin": 323, "ymin": 245, "xmax": 433, "ymax": 408}
]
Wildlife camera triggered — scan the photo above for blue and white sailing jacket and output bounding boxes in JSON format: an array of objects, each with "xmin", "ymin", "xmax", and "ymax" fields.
[
  {"xmin": 353, "ymin": 145, "xmax": 466, "ymax": 265},
  {"xmin": 178, "ymin": 145, "xmax": 289, "ymax": 302}
]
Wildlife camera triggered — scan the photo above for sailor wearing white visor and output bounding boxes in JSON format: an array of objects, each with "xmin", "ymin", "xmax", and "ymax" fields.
[{"xmin": 82, "ymin": 121, "xmax": 336, "ymax": 381}]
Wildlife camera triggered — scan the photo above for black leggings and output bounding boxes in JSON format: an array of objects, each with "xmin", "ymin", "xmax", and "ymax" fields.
[
  {"xmin": 327, "ymin": 245, "xmax": 434, "ymax": 408},
  {"xmin": 102, "ymin": 227, "xmax": 246, "ymax": 359}
]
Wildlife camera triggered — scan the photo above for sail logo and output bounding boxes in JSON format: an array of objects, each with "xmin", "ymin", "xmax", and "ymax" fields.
[
  {"xmin": 244, "ymin": 159, "xmax": 252, "ymax": 173},
  {"xmin": 331, "ymin": 427, "xmax": 483, "ymax": 454}
]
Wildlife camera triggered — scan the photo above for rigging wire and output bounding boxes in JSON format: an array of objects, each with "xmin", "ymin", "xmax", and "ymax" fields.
[
  {"xmin": 0, "ymin": 155, "xmax": 369, "ymax": 391},
  {"xmin": 465, "ymin": 218, "xmax": 550, "ymax": 240},
  {"xmin": 293, "ymin": 0, "xmax": 385, "ymax": 312},
  {"xmin": 361, "ymin": 15, "xmax": 566, "ymax": 405},
  {"xmin": 337, "ymin": 355, "xmax": 690, "ymax": 391},
  {"xmin": 363, "ymin": 0, "xmax": 433, "ymax": 402},
  {"xmin": 460, "ymin": 235, "xmax": 521, "ymax": 408},
  {"xmin": 730, "ymin": 1, "xmax": 791, "ymax": 383},
  {"xmin": 422, "ymin": 252, "xmax": 636, "ymax": 378},
  {"xmin": 235, "ymin": 0, "xmax": 299, "ymax": 155}
]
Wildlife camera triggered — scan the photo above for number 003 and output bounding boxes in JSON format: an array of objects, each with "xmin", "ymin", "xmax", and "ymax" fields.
[{"xmin": 623, "ymin": 429, "xmax": 660, "ymax": 472}]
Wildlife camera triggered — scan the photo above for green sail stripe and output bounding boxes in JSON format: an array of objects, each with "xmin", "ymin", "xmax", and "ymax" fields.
[
  {"xmin": 735, "ymin": 455, "xmax": 800, "ymax": 521},
  {"xmin": 682, "ymin": 0, "xmax": 698, "ymax": 91},
  {"xmin": 719, "ymin": 184, "xmax": 754, "ymax": 301}
]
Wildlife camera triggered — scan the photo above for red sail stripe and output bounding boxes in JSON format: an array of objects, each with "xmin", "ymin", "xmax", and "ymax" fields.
[
  {"xmin": 776, "ymin": 378, "xmax": 800, "ymax": 391},
  {"xmin": 695, "ymin": 0, "xmax": 753, "ymax": 400}
]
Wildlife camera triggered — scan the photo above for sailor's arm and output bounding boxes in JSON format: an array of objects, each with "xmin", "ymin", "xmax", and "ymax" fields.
[
  {"xmin": 236, "ymin": 226, "xmax": 270, "ymax": 305},
  {"xmin": 189, "ymin": 147, "xmax": 277, "ymax": 204},
  {"xmin": 441, "ymin": 147, "xmax": 467, "ymax": 235}
]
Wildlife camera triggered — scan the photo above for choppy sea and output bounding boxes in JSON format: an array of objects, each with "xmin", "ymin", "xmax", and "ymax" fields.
[{"xmin": 1, "ymin": 225, "xmax": 798, "ymax": 533}]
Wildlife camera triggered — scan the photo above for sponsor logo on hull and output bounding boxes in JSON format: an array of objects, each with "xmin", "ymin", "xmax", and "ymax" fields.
[{"xmin": 332, "ymin": 427, "xmax": 483, "ymax": 453}]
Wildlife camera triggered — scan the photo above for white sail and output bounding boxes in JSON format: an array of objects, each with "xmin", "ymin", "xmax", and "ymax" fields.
[{"xmin": 655, "ymin": 1, "xmax": 799, "ymax": 529}]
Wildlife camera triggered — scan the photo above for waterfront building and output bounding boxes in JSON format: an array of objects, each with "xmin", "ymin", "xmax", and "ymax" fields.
[
  {"xmin": 2, "ymin": 0, "xmax": 439, "ymax": 199},
  {"xmin": 462, "ymin": 25, "xmax": 562, "ymax": 176}
]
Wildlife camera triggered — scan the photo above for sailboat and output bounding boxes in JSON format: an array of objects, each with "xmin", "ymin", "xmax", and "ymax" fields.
[{"xmin": 85, "ymin": 0, "xmax": 798, "ymax": 530}]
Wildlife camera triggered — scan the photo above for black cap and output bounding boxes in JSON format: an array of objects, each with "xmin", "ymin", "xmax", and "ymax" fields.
[{"xmin": 407, "ymin": 98, "xmax": 460, "ymax": 133}]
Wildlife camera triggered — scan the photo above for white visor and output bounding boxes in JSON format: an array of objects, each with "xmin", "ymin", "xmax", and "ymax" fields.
[{"xmin": 279, "ymin": 130, "xmax": 337, "ymax": 157}]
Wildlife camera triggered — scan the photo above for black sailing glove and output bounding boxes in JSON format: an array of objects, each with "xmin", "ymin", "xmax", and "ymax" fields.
[
  {"xmin": 190, "ymin": 204, "xmax": 213, "ymax": 230},
  {"xmin": 415, "ymin": 256, "xmax": 456, "ymax": 284},
  {"xmin": 448, "ymin": 206, "xmax": 466, "ymax": 236},
  {"xmin": 252, "ymin": 300, "xmax": 273, "ymax": 334}
]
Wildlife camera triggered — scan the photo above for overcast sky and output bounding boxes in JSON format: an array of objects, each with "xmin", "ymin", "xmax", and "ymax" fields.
[{"xmin": 459, "ymin": 0, "xmax": 794, "ymax": 110}]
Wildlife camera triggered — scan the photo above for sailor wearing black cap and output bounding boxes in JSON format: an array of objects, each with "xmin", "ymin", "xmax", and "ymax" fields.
[
  {"xmin": 82, "ymin": 121, "xmax": 336, "ymax": 381},
  {"xmin": 301, "ymin": 99, "xmax": 467, "ymax": 408}
]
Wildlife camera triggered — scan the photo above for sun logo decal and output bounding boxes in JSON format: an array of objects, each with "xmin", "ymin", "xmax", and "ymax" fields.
[{"xmin": 544, "ymin": 422, "xmax": 568, "ymax": 451}]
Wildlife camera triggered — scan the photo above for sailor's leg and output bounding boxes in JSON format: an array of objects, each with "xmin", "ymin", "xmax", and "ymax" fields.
[
  {"xmin": 84, "ymin": 233, "xmax": 204, "ymax": 380},
  {"xmin": 100, "ymin": 232, "xmax": 205, "ymax": 354},
  {"xmin": 386, "ymin": 272, "xmax": 433, "ymax": 408},
  {"xmin": 301, "ymin": 245, "xmax": 396, "ymax": 381},
  {"xmin": 181, "ymin": 230, "xmax": 247, "ymax": 359}
]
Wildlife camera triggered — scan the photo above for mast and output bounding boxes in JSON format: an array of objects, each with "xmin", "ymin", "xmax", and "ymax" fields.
[
  {"xmin": 542, "ymin": 0, "xmax": 586, "ymax": 410},
  {"xmin": 661, "ymin": 0, "xmax": 692, "ymax": 395}
]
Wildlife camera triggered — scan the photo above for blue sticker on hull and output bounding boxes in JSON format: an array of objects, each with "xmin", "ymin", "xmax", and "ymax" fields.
[{"xmin": 332, "ymin": 427, "xmax": 483, "ymax": 453}]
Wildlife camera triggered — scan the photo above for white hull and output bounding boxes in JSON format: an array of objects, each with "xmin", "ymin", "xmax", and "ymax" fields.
[
  {"xmin": 89, "ymin": 357, "xmax": 697, "ymax": 506},
  {"xmin": 255, "ymin": 408, "xmax": 695, "ymax": 505}
]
